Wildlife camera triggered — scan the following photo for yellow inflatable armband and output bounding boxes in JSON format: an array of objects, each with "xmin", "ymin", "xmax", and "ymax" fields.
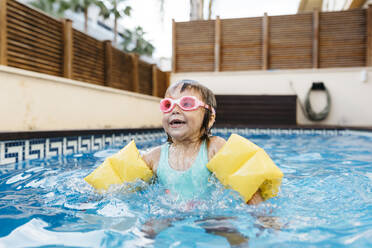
[
  {"xmin": 84, "ymin": 140, "xmax": 153, "ymax": 190},
  {"xmin": 207, "ymin": 134, "xmax": 283, "ymax": 202}
]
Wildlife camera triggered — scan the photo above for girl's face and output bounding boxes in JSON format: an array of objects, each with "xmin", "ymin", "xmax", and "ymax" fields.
[{"xmin": 162, "ymin": 86, "xmax": 206, "ymax": 143}]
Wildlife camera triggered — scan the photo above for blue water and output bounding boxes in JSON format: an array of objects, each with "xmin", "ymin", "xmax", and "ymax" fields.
[{"xmin": 0, "ymin": 129, "xmax": 371, "ymax": 247}]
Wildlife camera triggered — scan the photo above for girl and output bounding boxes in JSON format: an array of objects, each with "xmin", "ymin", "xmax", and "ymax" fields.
[{"xmin": 143, "ymin": 79, "xmax": 262, "ymax": 205}]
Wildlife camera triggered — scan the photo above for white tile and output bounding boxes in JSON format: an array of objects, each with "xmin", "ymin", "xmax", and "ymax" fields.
[
  {"xmin": 46, "ymin": 139, "xmax": 62, "ymax": 157},
  {"xmin": 25, "ymin": 140, "xmax": 43, "ymax": 160},
  {"xmin": 65, "ymin": 138, "xmax": 78, "ymax": 154},
  {"xmin": 92, "ymin": 136, "xmax": 103, "ymax": 150},
  {"xmin": 1, "ymin": 142, "xmax": 23, "ymax": 164},
  {"xmin": 79, "ymin": 137, "xmax": 91, "ymax": 152}
]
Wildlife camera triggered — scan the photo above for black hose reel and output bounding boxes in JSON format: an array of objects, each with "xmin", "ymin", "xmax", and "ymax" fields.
[{"xmin": 304, "ymin": 82, "xmax": 331, "ymax": 121}]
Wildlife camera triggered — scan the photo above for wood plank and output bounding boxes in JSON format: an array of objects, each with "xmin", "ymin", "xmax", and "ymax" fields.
[
  {"xmin": 7, "ymin": 0, "xmax": 61, "ymax": 27},
  {"xmin": 8, "ymin": 45, "xmax": 61, "ymax": 66},
  {"xmin": 152, "ymin": 65, "xmax": 158, "ymax": 97},
  {"xmin": 7, "ymin": 23, "xmax": 62, "ymax": 50},
  {"xmin": 7, "ymin": 39, "xmax": 61, "ymax": 61},
  {"xmin": 62, "ymin": 19, "xmax": 73, "ymax": 78},
  {"xmin": 214, "ymin": 16, "xmax": 221, "ymax": 71},
  {"xmin": 130, "ymin": 53, "xmax": 139, "ymax": 93},
  {"xmin": 7, "ymin": 6, "xmax": 62, "ymax": 37},
  {"xmin": 104, "ymin": 40, "xmax": 112, "ymax": 86},
  {"xmin": 172, "ymin": 19, "xmax": 176, "ymax": 72},
  {"xmin": 367, "ymin": 5, "xmax": 372, "ymax": 66},
  {"xmin": 0, "ymin": 0, "xmax": 7, "ymax": 65},
  {"xmin": 263, "ymin": 13, "xmax": 269, "ymax": 70},
  {"xmin": 7, "ymin": 52, "xmax": 61, "ymax": 73},
  {"xmin": 7, "ymin": 60, "xmax": 60, "ymax": 76}
]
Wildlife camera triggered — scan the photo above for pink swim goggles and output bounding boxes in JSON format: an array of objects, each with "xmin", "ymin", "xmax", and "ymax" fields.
[{"xmin": 160, "ymin": 96, "xmax": 215, "ymax": 114}]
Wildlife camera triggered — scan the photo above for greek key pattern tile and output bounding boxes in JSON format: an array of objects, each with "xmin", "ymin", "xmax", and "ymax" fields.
[{"xmin": 0, "ymin": 132, "xmax": 166, "ymax": 166}]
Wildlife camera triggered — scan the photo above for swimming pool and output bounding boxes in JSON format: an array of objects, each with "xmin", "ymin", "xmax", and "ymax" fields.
[{"xmin": 0, "ymin": 128, "xmax": 371, "ymax": 247}]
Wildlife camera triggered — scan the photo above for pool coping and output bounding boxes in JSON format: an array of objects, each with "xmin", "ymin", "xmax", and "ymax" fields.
[
  {"xmin": 0, "ymin": 128, "xmax": 164, "ymax": 141},
  {"xmin": 1, "ymin": 125, "xmax": 372, "ymax": 141}
]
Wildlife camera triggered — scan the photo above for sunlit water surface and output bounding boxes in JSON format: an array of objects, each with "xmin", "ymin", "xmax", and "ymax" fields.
[{"xmin": 0, "ymin": 129, "xmax": 371, "ymax": 247}]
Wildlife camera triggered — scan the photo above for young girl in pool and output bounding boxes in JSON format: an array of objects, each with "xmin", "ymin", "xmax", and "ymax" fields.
[{"xmin": 142, "ymin": 79, "xmax": 262, "ymax": 205}]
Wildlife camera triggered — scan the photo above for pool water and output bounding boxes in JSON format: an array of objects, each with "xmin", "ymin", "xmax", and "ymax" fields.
[{"xmin": 0, "ymin": 129, "xmax": 371, "ymax": 247}]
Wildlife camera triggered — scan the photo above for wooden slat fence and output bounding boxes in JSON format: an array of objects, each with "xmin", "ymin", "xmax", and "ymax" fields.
[
  {"xmin": 173, "ymin": 8, "xmax": 372, "ymax": 72},
  {"xmin": 72, "ymin": 29, "xmax": 105, "ymax": 86},
  {"xmin": 221, "ymin": 17, "xmax": 262, "ymax": 71},
  {"xmin": 110, "ymin": 46, "xmax": 133, "ymax": 91},
  {"xmin": 319, "ymin": 10, "xmax": 366, "ymax": 68},
  {"xmin": 6, "ymin": 0, "xmax": 63, "ymax": 76},
  {"xmin": 138, "ymin": 60, "xmax": 153, "ymax": 95},
  {"xmin": 175, "ymin": 20, "xmax": 215, "ymax": 72},
  {"xmin": 0, "ymin": 0, "xmax": 169, "ymax": 97}
]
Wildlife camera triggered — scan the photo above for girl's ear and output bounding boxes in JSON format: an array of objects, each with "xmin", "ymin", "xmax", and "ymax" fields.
[{"xmin": 208, "ymin": 113, "xmax": 216, "ymax": 129}]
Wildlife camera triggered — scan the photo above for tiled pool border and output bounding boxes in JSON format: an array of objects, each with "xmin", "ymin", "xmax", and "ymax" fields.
[{"xmin": 0, "ymin": 127, "xmax": 368, "ymax": 166}]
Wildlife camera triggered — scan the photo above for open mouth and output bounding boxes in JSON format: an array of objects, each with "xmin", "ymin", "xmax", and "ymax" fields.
[{"xmin": 169, "ymin": 119, "xmax": 186, "ymax": 128}]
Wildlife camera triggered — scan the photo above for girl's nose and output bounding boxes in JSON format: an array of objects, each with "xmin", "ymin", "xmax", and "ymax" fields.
[{"xmin": 171, "ymin": 104, "xmax": 182, "ymax": 114}]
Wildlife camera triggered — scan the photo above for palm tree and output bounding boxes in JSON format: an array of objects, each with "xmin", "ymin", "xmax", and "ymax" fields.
[
  {"xmin": 121, "ymin": 27, "xmax": 154, "ymax": 57},
  {"xmin": 29, "ymin": 0, "xmax": 65, "ymax": 17},
  {"xmin": 207, "ymin": 0, "xmax": 214, "ymax": 20},
  {"xmin": 96, "ymin": 0, "xmax": 131, "ymax": 44},
  {"xmin": 60, "ymin": 0, "xmax": 97, "ymax": 33}
]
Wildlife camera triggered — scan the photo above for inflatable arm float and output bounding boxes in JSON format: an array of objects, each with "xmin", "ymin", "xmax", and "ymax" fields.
[
  {"xmin": 206, "ymin": 134, "xmax": 283, "ymax": 202},
  {"xmin": 84, "ymin": 140, "xmax": 153, "ymax": 190}
]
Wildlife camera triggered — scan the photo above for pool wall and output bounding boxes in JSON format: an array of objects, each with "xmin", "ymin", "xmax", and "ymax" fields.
[
  {"xmin": 172, "ymin": 67, "xmax": 372, "ymax": 127},
  {"xmin": 0, "ymin": 127, "xmax": 349, "ymax": 166},
  {"xmin": 0, "ymin": 66, "xmax": 162, "ymax": 132}
]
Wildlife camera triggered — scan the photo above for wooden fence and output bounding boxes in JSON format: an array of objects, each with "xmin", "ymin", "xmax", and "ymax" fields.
[
  {"xmin": 173, "ymin": 7, "xmax": 372, "ymax": 72},
  {"xmin": 0, "ymin": 0, "xmax": 169, "ymax": 97}
]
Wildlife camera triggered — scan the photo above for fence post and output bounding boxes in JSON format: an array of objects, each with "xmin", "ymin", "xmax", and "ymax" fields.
[
  {"xmin": 166, "ymin": 71, "xmax": 171, "ymax": 90},
  {"xmin": 104, "ymin": 40, "xmax": 112, "ymax": 87},
  {"xmin": 312, "ymin": 9, "xmax": 320, "ymax": 68},
  {"xmin": 172, "ymin": 19, "xmax": 176, "ymax": 72},
  {"xmin": 262, "ymin": 12, "xmax": 269, "ymax": 70},
  {"xmin": 130, "ymin": 53, "xmax": 140, "ymax": 93},
  {"xmin": 62, "ymin": 19, "xmax": 73, "ymax": 78},
  {"xmin": 0, "ymin": 0, "xmax": 8, "ymax": 65},
  {"xmin": 214, "ymin": 16, "xmax": 221, "ymax": 72},
  {"xmin": 367, "ymin": 5, "xmax": 372, "ymax": 66},
  {"xmin": 152, "ymin": 65, "xmax": 158, "ymax": 97}
]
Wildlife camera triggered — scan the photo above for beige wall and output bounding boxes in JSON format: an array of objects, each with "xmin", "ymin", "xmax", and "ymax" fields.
[
  {"xmin": 0, "ymin": 66, "xmax": 162, "ymax": 131},
  {"xmin": 171, "ymin": 67, "xmax": 372, "ymax": 127}
]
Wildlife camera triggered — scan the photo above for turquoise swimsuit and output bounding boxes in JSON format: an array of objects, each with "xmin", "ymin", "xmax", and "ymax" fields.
[{"xmin": 156, "ymin": 140, "xmax": 212, "ymax": 200}]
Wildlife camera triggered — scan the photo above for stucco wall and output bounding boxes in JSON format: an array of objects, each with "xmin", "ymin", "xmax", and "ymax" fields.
[
  {"xmin": 0, "ymin": 66, "xmax": 162, "ymax": 131},
  {"xmin": 171, "ymin": 67, "xmax": 372, "ymax": 127}
]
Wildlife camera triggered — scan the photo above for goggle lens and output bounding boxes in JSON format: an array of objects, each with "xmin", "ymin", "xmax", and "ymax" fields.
[
  {"xmin": 179, "ymin": 97, "xmax": 196, "ymax": 110},
  {"xmin": 160, "ymin": 99, "xmax": 173, "ymax": 112}
]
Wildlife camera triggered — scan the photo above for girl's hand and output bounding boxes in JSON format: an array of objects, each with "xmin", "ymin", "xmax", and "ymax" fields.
[{"xmin": 247, "ymin": 190, "xmax": 263, "ymax": 205}]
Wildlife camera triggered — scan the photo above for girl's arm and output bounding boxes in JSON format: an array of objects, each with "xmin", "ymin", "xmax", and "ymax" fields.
[
  {"xmin": 142, "ymin": 146, "xmax": 161, "ymax": 173},
  {"xmin": 247, "ymin": 190, "xmax": 263, "ymax": 205}
]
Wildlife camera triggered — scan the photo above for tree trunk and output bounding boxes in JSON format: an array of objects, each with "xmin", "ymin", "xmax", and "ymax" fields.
[
  {"xmin": 208, "ymin": 0, "xmax": 213, "ymax": 20},
  {"xmin": 84, "ymin": 8, "xmax": 88, "ymax": 33},
  {"xmin": 190, "ymin": 0, "xmax": 204, "ymax": 20},
  {"xmin": 114, "ymin": 17, "xmax": 118, "ymax": 44}
]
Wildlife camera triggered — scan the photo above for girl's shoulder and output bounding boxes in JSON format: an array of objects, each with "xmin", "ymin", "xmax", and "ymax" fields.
[
  {"xmin": 207, "ymin": 136, "xmax": 226, "ymax": 161},
  {"xmin": 142, "ymin": 145, "xmax": 162, "ymax": 172}
]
